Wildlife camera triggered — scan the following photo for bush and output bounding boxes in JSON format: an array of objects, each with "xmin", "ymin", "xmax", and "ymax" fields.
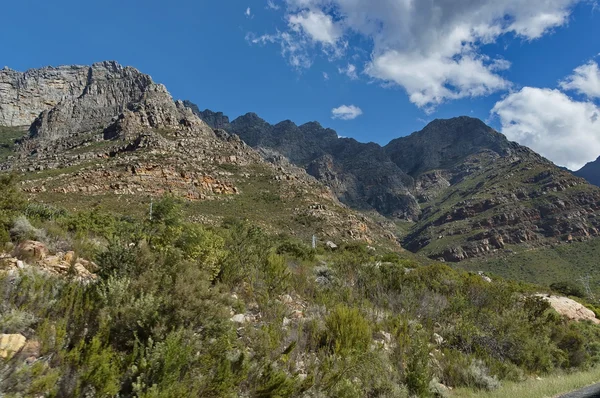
[
  {"xmin": 440, "ymin": 351, "xmax": 499, "ymax": 390},
  {"xmin": 550, "ymin": 281, "xmax": 586, "ymax": 298},
  {"xmin": 324, "ymin": 306, "xmax": 371, "ymax": 356},
  {"xmin": 0, "ymin": 308, "xmax": 36, "ymax": 334},
  {"xmin": 10, "ymin": 215, "xmax": 45, "ymax": 242},
  {"xmin": 276, "ymin": 241, "xmax": 315, "ymax": 261},
  {"xmin": 0, "ymin": 173, "xmax": 26, "ymax": 245},
  {"xmin": 176, "ymin": 224, "xmax": 225, "ymax": 280}
]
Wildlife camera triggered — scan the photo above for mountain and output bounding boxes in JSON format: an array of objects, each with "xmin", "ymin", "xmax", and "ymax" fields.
[
  {"xmin": 0, "ymin": 62, "xmax": 400, "ymax": 248},
  {"xmin": 575, "ymin": 157, "xmax": 600, "ymax": 186},
  {"xmin": 189, "ymin": 104, "xmax": 600, "ymax": 263},
  {"xmin": 187, "ymin": 107, "xmax": 421, "ymax": 220},
  {"xmin": 4, "ymin": 61, "xmax": 600, "ymax": 265}
]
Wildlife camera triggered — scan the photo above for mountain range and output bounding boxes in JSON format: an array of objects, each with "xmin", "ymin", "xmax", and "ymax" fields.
[
  {"xmin": 2, "ymin": 61, "xmax": 600, "ymax": 267},
  {"xmin": 187, "ymin": 105, "xmax": 600, "ymax": 262}
]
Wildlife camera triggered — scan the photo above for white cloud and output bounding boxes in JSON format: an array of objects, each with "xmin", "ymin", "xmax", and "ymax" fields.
[
  {"xmin": 331, "ymin": 105, "xmax": 363, "ymax": 120},
  {"xmin": 323, "ymin": 72, "xmax": 329, "ymax": 80},
  {"xmin": 256, "ymin": 0, "xmax": 582, "ymax": 108},
  {"xmin": 245, "ymin": 7, "xmax": 252, "ymax": 17},
  {"xmin": 246, "ymin": 31, "xmax": 312, "ymax": 68},
  {"xmin": 338, "ymin": 63, "xmax": 358, "ymax": 80},
  {"xmin": 560, "ymin": 61, "xmax": 600, "ymax": 99},
  {"xmin": 266, "ymin": 0, "xmax": 280, "ymax": 10},
  {"xmin": 288, "ymin": 9, "xmax": 342, "ymax": 45},
  {"xmin": 367, "ymin": 52, "xmax": 508, "ymax": 111},
  {"xmin": 492, "ymin": 87, "xmax": 600, "ymax": 170}
]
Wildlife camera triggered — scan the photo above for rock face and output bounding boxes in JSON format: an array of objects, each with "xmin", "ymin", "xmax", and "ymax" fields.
[
  {"xmin": 188, "ymin": 104, "xmax": 600, "ymax": 261},
  {"xmin": 384, "ymin": 117, "xmax": 513, "ymax": 176},
  {"xmin": 183, "ymin": 101, "xmax": 230, "ymax": 130},
  {"xmin": 29, "ymin": 61, "xmax": 170, "ymax": 141},
  {"xmin": 537, "ymin": 295, "xmax": 600, "ymax": 324},
  {"xmin": 0, "ymin": 65, "xmax": 90, "ymax": 127},
  {"xmin": 0, "ymin": 62, "xmax": 399, "ymax": 248},
  {"xmin": 0, "ymin": 334, "xmax": 26, "ymax": 359}
]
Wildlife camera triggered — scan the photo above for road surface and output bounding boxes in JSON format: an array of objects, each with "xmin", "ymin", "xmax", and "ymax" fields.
[{"xmin": 559, "ymin": 383, "xmax": 600, "ymax": 398}]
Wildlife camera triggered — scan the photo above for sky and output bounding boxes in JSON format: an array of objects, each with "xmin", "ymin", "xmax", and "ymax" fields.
[{"xmin": 1, "ymin": 0, "xmax": 600, "ymax": 170}]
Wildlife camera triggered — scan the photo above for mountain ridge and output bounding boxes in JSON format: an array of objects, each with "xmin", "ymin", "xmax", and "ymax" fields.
[
  {"xmin": 3, "ymin": 61, "xmax": 600, "ymax": 263},
  {"xmin": 187, "ymin": 103, "xmax": 600, "ymax": 262}
]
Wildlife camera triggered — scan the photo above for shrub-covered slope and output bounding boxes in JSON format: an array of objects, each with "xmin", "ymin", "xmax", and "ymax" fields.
[{"xmin": 1, "ymin": 177, "xmax": 600, "ymax": 397}]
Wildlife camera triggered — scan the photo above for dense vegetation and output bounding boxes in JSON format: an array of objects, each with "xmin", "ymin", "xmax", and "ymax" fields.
[{"xmin": 1, "ymin": 176, "xmax": 600, "ymax": 397}]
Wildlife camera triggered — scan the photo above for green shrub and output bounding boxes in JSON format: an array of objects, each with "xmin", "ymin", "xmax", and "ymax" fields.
[
  {"xmin": 324, "ymin": 306, "xmax": 371, "ymax": 356},
  {"xmin": 276, "ymin": 241, "xmax": 315, "ymax": 261},
  {"xmin": 0, "ymin": 308, "xmax": 36, "ymax": 334},
  {"xmin": 550, "ymin": 281, "xmax": 586, "ymax": 298},
  {"xmin": 176, "ymin": 224, "xmax": 225, "ymax": 280}
]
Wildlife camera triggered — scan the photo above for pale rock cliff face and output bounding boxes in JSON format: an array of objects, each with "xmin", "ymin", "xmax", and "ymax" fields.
[
  {"xmin": 0, "ymin": 61, "xmax": 178, "ymax": 142},
  {"xmin": 0, "ymin": 64, "xmax": 89, "ymax": 127},
  {"xmin": 29, "ymin": 61, "xmax": 168, "ymax": 141}
]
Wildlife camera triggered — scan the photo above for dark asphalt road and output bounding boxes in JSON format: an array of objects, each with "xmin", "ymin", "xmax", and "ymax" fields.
[{"xmin": 559, "ymin": 383, "xmax": 600, "ymax": 398}]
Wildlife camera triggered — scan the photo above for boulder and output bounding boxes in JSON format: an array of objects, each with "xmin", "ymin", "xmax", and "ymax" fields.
[
  {"xmin": 536, "ymin": 294, "xmax": 600, "ymax": 324},
  {"xmin": 231, "ymin": 314, "xmax": 248, "ymax": 324},
  {"xmin": 325, "ymin": 241, "xmax": 338, "ymax": 250},
  {"xmin": 0, "ymin": 334, "xmax": 26, "ymax": 359},
  {"xmin": 13, "ymin": 240, "xmax": 48, "ymax": 261}
]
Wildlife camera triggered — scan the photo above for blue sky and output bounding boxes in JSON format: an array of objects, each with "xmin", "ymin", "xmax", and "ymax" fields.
[{"xmin": 2, "ymin": 0, "xmax": 600, "ymax": 169}]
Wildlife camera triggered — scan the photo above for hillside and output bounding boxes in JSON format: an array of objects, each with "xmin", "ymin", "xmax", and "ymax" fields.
[
  {"xmin": 0, "ymin": 62, "xmax": 399, "ymax": 248},
  {"xmin": 189, "ymin": 104, "xmax": 600, "ymax": 263},
  {"xmin": 2, "ymin": 172, "xmax": 600, "ymax": 397}
]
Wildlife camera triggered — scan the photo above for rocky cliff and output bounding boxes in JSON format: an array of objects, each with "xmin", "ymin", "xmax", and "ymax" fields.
[
  {"xmin": 0, "ymin": 62, "xmax": 399, "ymax": 247},
  {"xmin": 0, "ymin": 64, "xmax": 90, "ymax": 127}
]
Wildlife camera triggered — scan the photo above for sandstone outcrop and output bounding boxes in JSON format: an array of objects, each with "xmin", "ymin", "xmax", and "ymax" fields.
[
  {"xmin": 0, "ymin": 334, "xmax": 26, "ymax": 360},
  {"xmin": 537, "ymin": 294, "xmax": 600, "ymax": 324},
  {"xmin": 0, "ymin": 64, "xmax": 90, "ymax": 127},
  {"xmin": 1, "ymin": 243, "xmax": 97, "ymax": 281}
]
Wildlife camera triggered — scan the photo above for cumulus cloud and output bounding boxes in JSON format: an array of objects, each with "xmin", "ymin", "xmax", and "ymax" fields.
[
  {"xmin": 331, "ymin": 105, "xmax": 363, "ymax": 120},
  {"xmin": 560, "ymin": 61, "xmax": 600, "ymax": 99},
  {"xmin": 338, "ymin": 63, "xmax": 358, "ymax": 80},
  {"xmin": 253, "ymin": 0, "xmax": 582, "ymax": 108},
  {"xmin": 288, "ymin": 9, "xmax": 342, "ymax": 45},
  {"xmin": 245, "ymin": 7, "xmax": 252, "ymax": 17},
  {"xmin": 323, "ymin": 72, "xmax": 329, "ymax": 80},
  {"xmin": 492, "ymin": 87, "xmax": 600, "ymax": 170}
]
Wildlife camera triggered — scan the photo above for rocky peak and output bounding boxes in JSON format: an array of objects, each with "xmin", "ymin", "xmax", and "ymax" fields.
[
  {"xmin": 384, "ymin": 116, "xmax": 516, "ymax": 177},
  {"xmin": 28, "ymin": 61, "xmax": 168, "ymax": 141},
  {"xmin": 0, "ymin": 63, "xmax": 90, "ymax": 127}
]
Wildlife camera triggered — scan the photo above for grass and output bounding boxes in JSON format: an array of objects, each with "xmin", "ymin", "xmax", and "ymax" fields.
[
  {"xmin": 461, "ymin": 238, "xmax": 600, "ymax": 295},
  {"xmin": 451, "ymin": 367, "xmax": 600, "ymax": 398},
  {"xmin": 0, "ymin": 126, "xmax": 27, "ymax": 161}
]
